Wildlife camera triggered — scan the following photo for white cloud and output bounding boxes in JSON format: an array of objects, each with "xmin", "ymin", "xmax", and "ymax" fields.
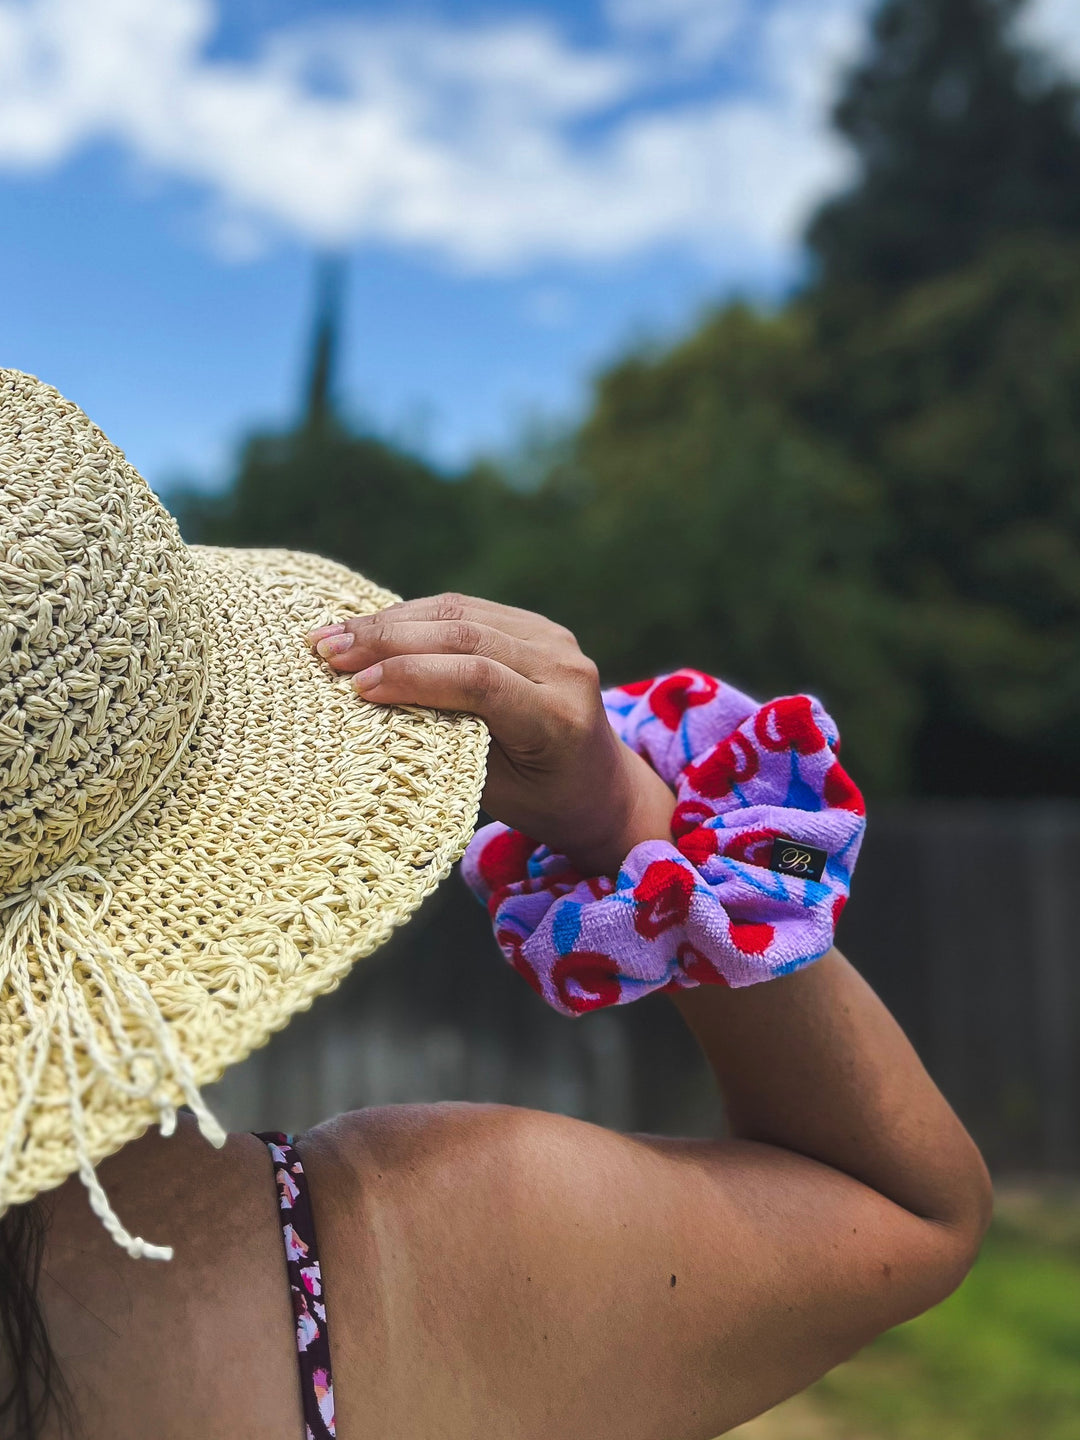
[
  {"xmin": 760, "ymin": 0, "xmax": 868, "ymax": 113},
  {"xmin": 606, "ymin": 0, "xmax": 748, "ymax": 62},
  {"xmin": 1017, "ymin": 0, "xmax": 1080, "ymax": 73},
  {"xmin": 0, "ymin": 0, "xmax": 874, "ymax": 272}
]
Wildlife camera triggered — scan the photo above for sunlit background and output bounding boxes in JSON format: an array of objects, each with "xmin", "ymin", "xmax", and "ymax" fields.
[
  {"xmin": 5, "ymin": 1, "xmax": 1080, "ymax": 1437},
  {"xmin": 3, "ymin": 0, "xmax": 1074, "ymax": 482}
]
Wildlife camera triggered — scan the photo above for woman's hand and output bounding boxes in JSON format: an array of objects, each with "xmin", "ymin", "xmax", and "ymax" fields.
[{"xmin": 308, "ymin": 593, "xmax": 675, "ymax": 877}]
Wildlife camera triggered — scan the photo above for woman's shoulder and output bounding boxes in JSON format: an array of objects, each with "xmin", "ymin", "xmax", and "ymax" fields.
[
  {"xmin": 296, "ymin": 1102, "xmax": 761, "ymax": 1439},
  {"xmin": 298, "ymin": 1100, "xmax": 604, "ymax": 1284},
  {"xmin": 301, "ymin": 1099, "xmax": 586, "ymax": 1182},
  {"xmin": 299, "ymin": 1099, "xmax": 630, "ymax": 1253}
]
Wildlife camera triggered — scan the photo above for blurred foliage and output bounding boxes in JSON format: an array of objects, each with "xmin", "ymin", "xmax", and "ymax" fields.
[
  {"xmin": 800, "ymin": 236, "xmax": 1080, "ymax": 793},
  {"xmin": 175, "ymin": 0, "xmax": 1080, "ymax": 799},
  {"xmin": 807, "ymin": 0, "xmax": 1080, "ymax": 291},
  {"xmin": 177, "ymin": 415, "xmax": 479, "ymax": 600},
  {"xmin": 451, "ymin": 306, "xmax": 916, "ymax": 793}
]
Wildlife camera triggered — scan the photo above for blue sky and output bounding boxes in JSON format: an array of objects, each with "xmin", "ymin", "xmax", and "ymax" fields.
[{"xmin": 2, "ymin": 0, "xmax": 1078, "ymax": 494}]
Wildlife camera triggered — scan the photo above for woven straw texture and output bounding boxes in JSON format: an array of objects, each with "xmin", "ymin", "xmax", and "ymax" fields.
[{"xmin": 0, "ymin": 369, "xmax": 489, "ymax": 1217}]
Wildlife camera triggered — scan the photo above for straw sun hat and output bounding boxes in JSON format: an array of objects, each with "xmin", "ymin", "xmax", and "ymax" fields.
[{"xmin": 0, "ymin": 369, "xmax": 489, "ymax": 1258}]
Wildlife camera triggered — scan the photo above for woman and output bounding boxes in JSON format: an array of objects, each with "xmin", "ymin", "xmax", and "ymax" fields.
[{"xmin": 0, "ymin": 370, "xmax": 991, "ymax": 1440}]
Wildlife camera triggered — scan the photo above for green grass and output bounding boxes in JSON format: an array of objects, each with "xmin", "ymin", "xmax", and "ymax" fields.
[{"xmin": 809, "ymin": 1195, "xmax": 1080, "ymax": 1440}]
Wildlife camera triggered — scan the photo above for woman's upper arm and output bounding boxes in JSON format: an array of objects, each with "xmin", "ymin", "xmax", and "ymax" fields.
[{"xmin": 304, "ymin": 1101, "xmax": 973, "ymax": 1440}]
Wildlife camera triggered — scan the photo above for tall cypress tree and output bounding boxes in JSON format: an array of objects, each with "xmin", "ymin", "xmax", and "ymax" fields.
[
  {"xmin": 176, "ymin": 255, "xmax": 476, "ymax": 597},
  {"xmin": 807, "ymin": 0, "xmax": 1080, "ymax": 290},
  {"xmin": 303, "ymin": 254, "xmax": 346, "ymax": 432}
]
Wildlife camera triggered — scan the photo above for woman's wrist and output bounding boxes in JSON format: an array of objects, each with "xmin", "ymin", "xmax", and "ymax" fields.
[{"xmin": 558, "ymin": 746, "xmax": 677, "ymax": 879}]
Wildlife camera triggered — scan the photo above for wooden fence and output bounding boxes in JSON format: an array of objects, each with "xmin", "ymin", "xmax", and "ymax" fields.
[{"xmin": 206, "ymin": 802, "xmax": 1080, "ymax": 1175}]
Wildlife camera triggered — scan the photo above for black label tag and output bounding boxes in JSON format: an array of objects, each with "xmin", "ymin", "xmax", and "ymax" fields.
[{"xmin": 769, "ymin": 837, "xmax": 827, "ymax": 883}]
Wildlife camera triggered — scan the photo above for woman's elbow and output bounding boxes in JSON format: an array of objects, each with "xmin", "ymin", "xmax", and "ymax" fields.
[
  {"xmin": 942, "ymin": 1155, "xmax": 994, "ymax": 1292},
  {"xmin": 907, "ymin": 1147, "xmax": 995, "ymax": 1318}
]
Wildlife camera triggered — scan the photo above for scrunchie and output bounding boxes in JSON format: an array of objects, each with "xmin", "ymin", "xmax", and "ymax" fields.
[{"xmin": 460, "ymin": 669, "xmax": 866, "ymax": 1017}]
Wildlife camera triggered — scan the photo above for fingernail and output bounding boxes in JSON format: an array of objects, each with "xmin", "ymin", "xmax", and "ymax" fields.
[
  {"xmin": 317, "ymin": 633, "xmax": 354, "ymax": 659},
  {"xmin": 308, "ymin": 623, "xmax": 347, "ymax": 645},
  {"xmin": 353, "ymin": 664, "xmax": 383, "ymax": 692}
]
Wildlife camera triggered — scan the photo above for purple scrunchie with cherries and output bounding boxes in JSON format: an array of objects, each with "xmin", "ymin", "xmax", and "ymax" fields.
[{"xmin": 460, "ymin": 669, "xmax": 866, "ymax": 1017}]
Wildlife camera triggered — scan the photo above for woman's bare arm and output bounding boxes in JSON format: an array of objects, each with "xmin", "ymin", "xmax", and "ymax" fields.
[
  {"xmin": 306, "ymin": 946, "xmax": 989, "ymax": 1440},
  {"xmin": 672, "ymin": 947, "xmax": 992, "ymax": 1240},
  {"xmin": 304, "ymin": 596, "xmax": 992, "ymax": 1440}
]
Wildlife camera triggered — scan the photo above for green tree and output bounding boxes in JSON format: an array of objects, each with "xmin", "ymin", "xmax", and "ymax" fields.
[
  {"xmin": 179, "ymin": 421, "xmax": 476, "ymax": 601},
  {"xmin": 461, "ymin": 305, "xmax": 917, "ymax": 794},
  {"xmin": 808, "ymin": 0, "xmax": 1080, "ymax": 291},
  {"xmin": 798, "ymin": 237, "xmax": 1080, "ymax": 794}
]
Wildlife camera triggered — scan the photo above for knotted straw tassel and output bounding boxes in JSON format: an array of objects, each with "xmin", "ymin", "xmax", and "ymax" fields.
[{"xmin": 0, "ymin": 865, "xmax": 227, "ymax": 1262}]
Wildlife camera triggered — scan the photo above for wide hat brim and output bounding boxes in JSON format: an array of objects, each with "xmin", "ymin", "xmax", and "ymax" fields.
[{"xmin": 0, "ymin": 544, "xmax": 488, "ymax": 1208}]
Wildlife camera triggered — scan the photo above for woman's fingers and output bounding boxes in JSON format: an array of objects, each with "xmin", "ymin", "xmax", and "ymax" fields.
[
  {"xmin": 310, "ymin": 616, "xmax": 547, "ymax": 680},
  {"xmin": 305, "ymin": 593, "xmax": 634, "ymax": 854},
  {"xmin": 309, "ymin": 593, "xmax": 569, "ymax": 648},
  {"xmin": 353, "ymin": 653, "xmax": 545, "ymax": 749},
  {"xmin": 381, "ymin": 593, "xmax": 561, "ymax": 639}
]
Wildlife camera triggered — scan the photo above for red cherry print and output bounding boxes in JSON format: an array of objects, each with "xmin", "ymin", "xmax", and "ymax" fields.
[
  {"xmin": 671, "ymin": 799, "xmax": 714, "ymax": 839},
  {"xmin": 729, "ymin": 920, "xmax": 775, "ymax": 954},
  {"xmin": 487, "ymin": 884, "xmax": 511, "ymax": 919},
  {"xmin": 497, "ymin": 926, "xmax": 523, "ymax": 959},
  {"xmin": 684, "ymin": 732, "xmax": 759, "ymax": 799},
  {"xmin": 753, "ymin": 697, "xmax": 826, "ymax": 755},
  {"xmin": 619, "ymin": 678, "xmax": 655, "ymax": 696},
  {"xmin": 512, "ymin": 955, "xmax": 545, "ymax": 996},
  {"xmin": 831, "ymin": 895, "xmax": 847, "ymax": 928},
  {"xmin": 552, "ymin": 952, "xmax": 622, "ymax": 1013},
  {"xmin": 648, "ymin": 670, "xmax": 720, "ymax": 730},
  {"xmin": 497, "ymin": 928, "xmax": 545, "ymax": 996},
  {"xmin": 824, "ymin": 762, "xmax": 865, "ymax": 815},
  {"xmin": 676, "ymin": 941, "xmax": 728, "ymax": 985},
  {"xmin": 721, "ymin": 828, "xmax": 781, "ymax": 865},
  {"xmin": 487, "ymin": 873, "xmax": 556, "ymax": 918},
  {"xmin": 477, "ymin": 829, "xmax": 536, "ymax": 890},
  {"xmin": 676, "ymin": 826, "xmax": 719, "ymax": 868},
  {"xmin": 633, "ymin": 859, "xmax": 695, "ymax": 939}
]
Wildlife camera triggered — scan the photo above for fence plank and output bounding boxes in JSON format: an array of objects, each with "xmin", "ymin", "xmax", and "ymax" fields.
[{"xmin": 1027, "ymin": 809, "xmax": 1080, "ymax": 1172}]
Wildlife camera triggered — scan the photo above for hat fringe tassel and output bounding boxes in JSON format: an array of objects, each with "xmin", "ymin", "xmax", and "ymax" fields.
[{"xmin": 0, "ymin": 867, "xmax": 227, "ymax": 1261}]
